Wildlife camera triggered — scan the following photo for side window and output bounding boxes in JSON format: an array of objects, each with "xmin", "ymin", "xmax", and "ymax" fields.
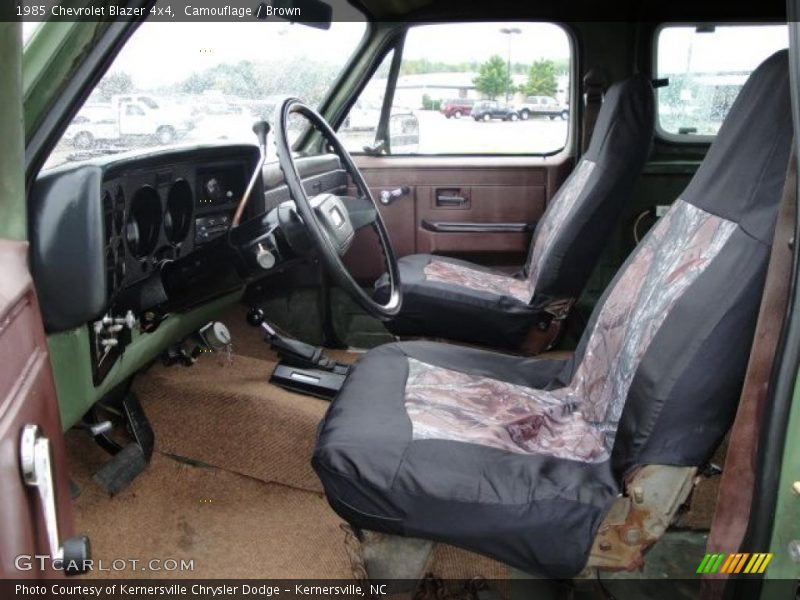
[
  {"xmin": 341, "ymin": 22, "xmax": 572, "ymax": 155},
  {"xmin": 339, "ymin": 51, "xmax": 395, "ymax": 153},
  {"xmin": 656, "ymin": 24, "xmax": 788, "ymax": 138}
]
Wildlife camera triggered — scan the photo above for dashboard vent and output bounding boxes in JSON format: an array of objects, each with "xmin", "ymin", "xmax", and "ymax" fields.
[{"xmin": 103, "ymin": 186, "xmax": 127, "ymax": 301}]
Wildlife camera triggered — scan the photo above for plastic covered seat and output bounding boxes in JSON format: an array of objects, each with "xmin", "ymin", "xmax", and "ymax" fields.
[
  {"xmin": 313, "ymin": 51, "xmax": 791, "ymax": 578},
  {"xmin": 375, "ymin": 75, "xmax": 655, "ymax": 351}
]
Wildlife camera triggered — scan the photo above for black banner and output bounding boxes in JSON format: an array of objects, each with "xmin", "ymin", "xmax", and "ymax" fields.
[
  {"xmin": 2, "ymin": 578, "xmax": 800, "ymax": 600},
  {"xmin": 0, "ymin": 0, "xmax": 789, "ymax": 23}
]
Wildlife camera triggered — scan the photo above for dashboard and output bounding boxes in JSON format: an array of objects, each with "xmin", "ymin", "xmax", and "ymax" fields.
[
  {"xmin": 104, "ymin": 153, "xmax": 251, "ymax": 298},
  {"xmin": 30, "ymin": 143, "xmax": 348, "ymax": 387}
]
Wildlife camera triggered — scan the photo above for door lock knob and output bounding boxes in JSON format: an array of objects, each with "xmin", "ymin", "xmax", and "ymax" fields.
[{"xmin": 379, "ymin": 186, "xmax": 410, "ymax": 205}]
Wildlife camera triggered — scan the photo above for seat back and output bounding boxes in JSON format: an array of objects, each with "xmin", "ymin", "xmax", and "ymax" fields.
[
  {"xmin": 559, "ymin": 50, "xmax": 792, "ymax": 478},
  {"xmin": 525, "ymin": 75, "xmax": 654, "ymax": 309}
]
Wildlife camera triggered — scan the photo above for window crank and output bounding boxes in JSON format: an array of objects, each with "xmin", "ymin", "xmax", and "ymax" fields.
[
  {"xmin": 20, "ymin": 425, "xmax": 91, "ymax": 575},
  {"xmin": 379, "ymin": 186, "xmax": 411, "ymax": 205}
]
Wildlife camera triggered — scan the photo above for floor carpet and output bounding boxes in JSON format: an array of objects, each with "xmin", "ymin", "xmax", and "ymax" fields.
[
  {"xmin": 69, "ymin": 311, "xmax": 510, "ymax": 582},
  {"xmin": 67, "ymin": 432, "xmax": 354, "ymax": 579}
]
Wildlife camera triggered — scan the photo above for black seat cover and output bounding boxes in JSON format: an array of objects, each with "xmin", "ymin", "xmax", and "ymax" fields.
[
  {"xmin": 315, "ymin": 51, "xmax": 791, "ymax": 577},
  {"xmin": 375, "ymin": 75, "xmax": 655, "ymax": 351}
]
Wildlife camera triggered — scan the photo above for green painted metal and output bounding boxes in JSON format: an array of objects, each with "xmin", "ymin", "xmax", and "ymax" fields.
[
  {"xmin": 49, "ymin": 291, "xmax": 242, "ymax": 429},
  {"xmin": 764, "ymin": 372, "xmax": 800, "ymax": 581},
  {"xmin": 0, "ymin": 22, "xmax": 26, "ymax": 241}
]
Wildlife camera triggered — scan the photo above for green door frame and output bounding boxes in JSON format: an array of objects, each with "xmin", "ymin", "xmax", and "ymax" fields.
[{"xmin": 1, "ymin": 22, "xmax": 26, "ymax": 241}]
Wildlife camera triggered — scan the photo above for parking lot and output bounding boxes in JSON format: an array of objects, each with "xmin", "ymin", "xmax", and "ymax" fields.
[
  {"xmin": 342, "ymin": 109, "xmax": 569, "ymax": 155},
  {"xmin": 46, "ymin": 107, "xmax": 570, "ymax": 169},
  {"xmin": 415, "ymin": 109, "xmax": 568, "ymax": 154}
]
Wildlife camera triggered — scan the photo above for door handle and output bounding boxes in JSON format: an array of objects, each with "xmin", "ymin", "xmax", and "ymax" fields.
[
  {"xmin": 20, "ymin": 424, "xmax": 91, "ymax": 575},
  {"xmin": 435, "ymin": 189, "xmax": 469, "ymax": 208}
]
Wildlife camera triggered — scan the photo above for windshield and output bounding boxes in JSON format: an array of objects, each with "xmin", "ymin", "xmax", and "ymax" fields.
[{"xmin": 44, "ymin": 18, "xmax": 366, "ymax": 170}]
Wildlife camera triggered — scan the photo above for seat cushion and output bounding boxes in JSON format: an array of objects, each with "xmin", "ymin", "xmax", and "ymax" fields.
[
  {"xmin": 313, "ymin": 341, "xmax": 619, "ymax": 578},
  {"xmin": 377, "ymin": 254, "xmax": 543, "ymax": 350},
  {"xmin": 423, "ymin": 258, "xmax": 531, "ymax": 302},
  {"xmin": 374, "ymin": 76, "xmax": 655, "ymax": 351}
]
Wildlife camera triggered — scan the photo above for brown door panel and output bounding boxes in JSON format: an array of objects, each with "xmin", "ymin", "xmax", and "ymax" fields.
[
  {"xmin": 345, "ymin": 185, "xmax": 417, "ymax": 282},
  {"xmin": 416, "ymin": 184, "xmax": 544, "ymax": 257},
  {"xmin": 344, "ymin": 155, "xmax": 572, "ymax": 282},
  {"xmin": 0, "ymin": 240, "xmax": 74, "ymax": 578}
]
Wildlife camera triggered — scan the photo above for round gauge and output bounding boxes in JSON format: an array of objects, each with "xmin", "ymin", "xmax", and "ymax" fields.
[
  {"xmin": 165, "ymin": 179, "xmax": 193, "ymax": 244},
  {"xmin": 126, "ymin": 185, "xmax": 161, "ymax": 259}
]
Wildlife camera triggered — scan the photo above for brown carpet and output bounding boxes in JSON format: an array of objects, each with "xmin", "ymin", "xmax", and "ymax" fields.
[
  {"xmin": 428, "ymin": 545, "xmax": 511, "ymax": 580},
  {"xmin": 69, "ymin": 310, "xmax": 511, "ymax": 583},
  {"xmin": 67, "ymin": 432, "xmax": 353, "ymax": 579},
  {"xmin": 134, "ymin": 351, "xmax": 328, "ymax": 493}
]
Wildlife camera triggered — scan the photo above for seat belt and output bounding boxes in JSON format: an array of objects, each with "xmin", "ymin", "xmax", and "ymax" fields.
[
  {"xmin": 581, "ymin": 68, "xmax": 609, "ymax": 154},
  {"xmin": 702, "ymin": 146, "xmax": 796, "ymax": 594}
]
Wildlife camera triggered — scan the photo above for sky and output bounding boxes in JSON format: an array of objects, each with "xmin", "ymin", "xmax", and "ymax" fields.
[
  {"xmin": 110, "ymin": 20, "xmax": 368, "ymax": 89},
  {"xmin": 403, "ymin": 22, "xmax": 571, "ymax": 64},
  {"xmin": 657, "ymin": 25, "xmax": 788, "ymax": 74},
  {"xmin": 25, "ymin": 20, "xmax": 789, "ymax": 90}
]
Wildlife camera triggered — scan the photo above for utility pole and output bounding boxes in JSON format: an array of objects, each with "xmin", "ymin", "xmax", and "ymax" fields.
[{"xmin": 500, "ymin": 27, "xmax": 521, "ymax": 103}]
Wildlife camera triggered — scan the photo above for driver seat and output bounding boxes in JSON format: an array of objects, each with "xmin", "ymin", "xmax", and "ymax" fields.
[
  {"xmin": 375, "ymin": 74, "xmax": 655, "ymax": 353},
  {"xmin": 313, "ymin": 51, "xmax": 791, "ymax": 578}
]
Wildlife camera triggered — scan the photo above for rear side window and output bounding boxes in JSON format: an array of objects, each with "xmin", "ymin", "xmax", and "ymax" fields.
[{"xmin": 656, "ymin": 24, "xmax": 788, "ymax": 138}]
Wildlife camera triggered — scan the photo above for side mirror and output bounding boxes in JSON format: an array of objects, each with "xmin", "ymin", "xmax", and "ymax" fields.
[{"xmin": 389, "ymin": 113, "xmax": 419, "ymax": 154}]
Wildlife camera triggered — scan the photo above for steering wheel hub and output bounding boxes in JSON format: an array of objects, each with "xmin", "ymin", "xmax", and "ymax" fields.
[{"xmin": 273, "ymin": 97, "xmax": 402, "ymax": 320}]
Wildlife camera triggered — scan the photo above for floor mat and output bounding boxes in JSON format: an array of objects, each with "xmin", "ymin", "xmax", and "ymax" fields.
[
  {"xmin": 428, "ymin": 545, "xmax": 511, "ymax": 580},
  {"xmin": 133, "ymin": 351, "xmax": 328, "ymax": 493},
  {"xmin": 67, "ymin": 432, "xmax": 354, "ymax": 579},
  {"xmin": 91, "ymin": 319, "xmax": 515, "ymax": 583}
]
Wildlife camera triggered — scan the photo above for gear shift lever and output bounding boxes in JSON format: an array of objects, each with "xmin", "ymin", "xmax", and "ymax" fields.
[
  {"xmin": 232, "ymin": 120, "xmax": 270, "ymax": 227},
  {"xmin": 247, "ymin": 308, "xmax": 343, "ymax": 372},
  {"xmin": 247, "ymin": 307, "xmax": 350, "ymax": 399}
]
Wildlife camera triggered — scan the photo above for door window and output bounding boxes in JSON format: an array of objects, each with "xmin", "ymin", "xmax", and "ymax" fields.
[{"xmin": 341, "ymin": 22, "xmax": 573, "ymax": 155}]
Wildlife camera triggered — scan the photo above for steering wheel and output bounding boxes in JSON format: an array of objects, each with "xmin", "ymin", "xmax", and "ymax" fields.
[{"xmin": 273, "ymin": 97, "xmax": 401, "ymax": 320}]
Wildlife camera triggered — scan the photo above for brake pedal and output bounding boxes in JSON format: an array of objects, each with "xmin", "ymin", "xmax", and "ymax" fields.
[{"xmin": 92, "ymin": 444, "xmax": 147, "ymax": 496}]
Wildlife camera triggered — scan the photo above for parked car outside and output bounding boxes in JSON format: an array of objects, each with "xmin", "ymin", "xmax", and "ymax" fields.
[
  {"xmin": 471, "ymin": 100, "xmax": 519, "ymax": 122},
  {"xmin": 63, "ymin": 97, "xmax": 193, "ymax": 149},
  {"xmin": 62, "ymin": 104, "xmax": 119, "ymax": 149},
  {"xmin": 515, "ymin": 95, "xmax": 569, "ymax": 120},
  {"xmin": 441, "ymin": 98, "xmax": 474, "ymax": 119}
]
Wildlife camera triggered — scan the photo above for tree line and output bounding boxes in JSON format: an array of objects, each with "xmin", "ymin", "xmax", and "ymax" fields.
[
  {"xmin": 473, "ymin": 56, "xmax": 563, "ymax": 100},
  {"xmin": 94, "ymin": 54, "xmax": 565, "ymax": 108}
]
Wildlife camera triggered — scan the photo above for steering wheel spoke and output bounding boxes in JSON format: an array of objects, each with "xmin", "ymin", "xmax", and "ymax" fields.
[
  {"xmin": 342, "ymin": 195, "xmax": 378, "ymax": 230},
  {"xmin": 274, "ymin": 97, "xmax": 402, "ymax": 320}
]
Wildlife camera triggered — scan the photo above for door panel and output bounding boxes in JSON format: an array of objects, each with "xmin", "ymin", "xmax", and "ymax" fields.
[
  {"xmin": 417, "ymin": 183, "xmax": 544, "ymax": 255},
  {"xmin": 346, "ymin": 155, "xmax": 573, "ymax": 281},
  {"xmin": 0, "ymin": 240, "xmax": 75, "ymax": 577}
]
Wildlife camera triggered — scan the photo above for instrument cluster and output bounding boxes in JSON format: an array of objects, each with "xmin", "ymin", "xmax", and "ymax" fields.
[{"xmin": 102, "ymin": 158, "xmax": 249, "ymax": 303}]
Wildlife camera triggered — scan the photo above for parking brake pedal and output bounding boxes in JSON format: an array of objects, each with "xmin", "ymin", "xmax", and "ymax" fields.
[
  {"xmin": 90, "ymin": 392, "xmax": 154, "ymax": 495},
  {"xmin": 246, "ymin": 307, "xmax": 349, "ymax": 399}
]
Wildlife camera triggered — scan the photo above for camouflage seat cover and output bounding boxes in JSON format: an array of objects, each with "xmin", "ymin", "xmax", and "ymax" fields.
[
  {"xmin": 375, "ymin": 75, "xmax": 655, "ymax": 351},
  {"xmin": 315, "ymin": 52, "xmax": 791, "ymax": 577}
]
